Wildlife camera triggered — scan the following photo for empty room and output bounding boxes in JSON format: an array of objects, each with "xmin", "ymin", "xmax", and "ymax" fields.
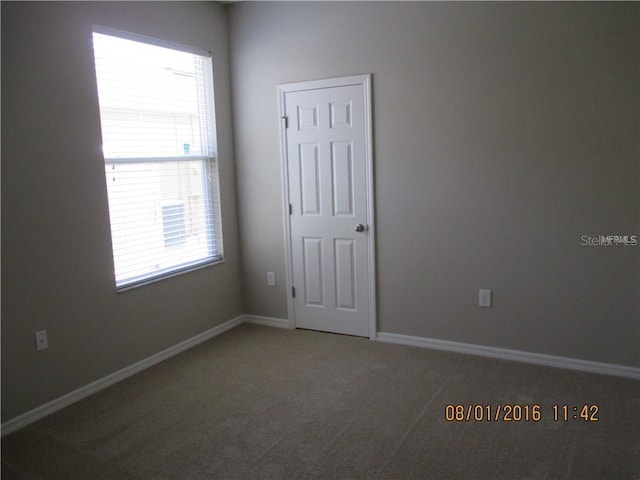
[{"xmin": 1, "ymin": 1, "xmax": 638, "ymax": 479}]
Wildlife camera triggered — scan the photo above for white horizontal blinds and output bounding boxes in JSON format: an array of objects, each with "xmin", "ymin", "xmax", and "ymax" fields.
[
  {"xmin": 93, "ymin": 32, "xmax": 215, "ymax": 158},
  {"xmin": 93, "ymin": 29, "xmax": 221, "ymax": 288},
  {"xmin": 104, "ymin": 158, "xmax": 218, "ymax": 285}
]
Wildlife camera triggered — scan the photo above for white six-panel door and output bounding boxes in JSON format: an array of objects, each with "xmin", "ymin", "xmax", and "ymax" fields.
[{"xmin": 279, "ymin": 76, "xmax": 375, "ymax": 338}]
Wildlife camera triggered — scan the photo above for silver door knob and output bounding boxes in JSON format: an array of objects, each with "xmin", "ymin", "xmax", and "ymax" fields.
[{"xmin": 355, "ymin": 224, "xmax": 365, "ymax": 232}]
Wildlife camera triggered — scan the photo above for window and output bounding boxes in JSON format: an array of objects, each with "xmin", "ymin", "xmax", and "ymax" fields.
[{"xmin": 92, "ymin": 27, "xmax": 222, "ymax": 289}]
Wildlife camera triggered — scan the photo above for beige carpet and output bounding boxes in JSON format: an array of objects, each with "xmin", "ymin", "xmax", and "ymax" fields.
[{"xmin": 2, "ymin": 323, "xmax": 639, "ymax": 479}]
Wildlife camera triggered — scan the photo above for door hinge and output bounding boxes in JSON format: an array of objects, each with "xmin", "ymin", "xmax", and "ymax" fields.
[
  {"xmin": 292, "ymin": 286, "xmax": 296, "ymax": 298},
  {"xmin": 281, "ymin": 116, "xmax": 289, "ymax": 128},
  {"xmin": 289, "ymin": 203, "xmax": 293, "ymax": 215}
]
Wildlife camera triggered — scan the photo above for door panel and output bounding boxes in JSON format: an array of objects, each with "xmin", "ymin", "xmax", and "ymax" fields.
[
  {"xmin": 334, "ymin": 238, "xmax": 356, "ymax": 310},
  {"xmin": 299, "ymin": 144, "xmax": 321, "ymax": 215},
  {"xmin": 283, "ymin": 78, "xmax": 372, "ymax": 337},
  {"xmin": 302, "ymin": 237, "xmax": 324, "ymax": 306},
  {"xmin": 331, "ymin": 141, "xmax": 354, "ymax": 216}
]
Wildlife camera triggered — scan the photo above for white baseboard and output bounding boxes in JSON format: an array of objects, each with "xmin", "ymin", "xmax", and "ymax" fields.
[
  {"xmin": 1, "ymin": 315, "xmax": 245, "ymax": 437},
  {"xmin": 5, "ymin": 317, "xmax": 636, "ymax": 436},
  {"xmin": 376, "ymin": 332, "xmax": 640, "ymax": 380},
  {"xmin": 244, "ymin": 315, "xmax": 292, "ymax": 329}
]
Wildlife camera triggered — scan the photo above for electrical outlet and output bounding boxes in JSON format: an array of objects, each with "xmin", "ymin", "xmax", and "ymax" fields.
[
  {"xmin": 479, "ymin": 289, "xmax": 492, "ymax": 308},
  {"xmin": 35, "ymin": 330, "xmax": 48, "ymax": 351},
  {"xmin": 267, "ymin": 272, "xmax": 276, "ymax": 287}
]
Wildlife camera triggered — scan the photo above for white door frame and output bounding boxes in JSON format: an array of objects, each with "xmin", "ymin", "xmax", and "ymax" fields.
[{"xmin": 278, "ymin": 74, "xmax": 377, "ymax": 340}]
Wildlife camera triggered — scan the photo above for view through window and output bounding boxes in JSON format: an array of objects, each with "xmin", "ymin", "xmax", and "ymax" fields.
[{"xmin": 92, "ymin": 28, "xmax": 222, "ymax": 289}]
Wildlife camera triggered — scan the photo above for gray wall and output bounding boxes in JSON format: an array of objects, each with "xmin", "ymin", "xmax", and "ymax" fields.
[
  {"xmin": 1, "ymin": 2, "xmax": 242, "ymax": 421},
  {"xmin": 229, "ymin": 2, "xmax": 639, "ymax": 366}
]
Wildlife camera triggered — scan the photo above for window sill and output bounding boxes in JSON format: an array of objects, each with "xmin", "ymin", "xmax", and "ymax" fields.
[{"xmin": 115, "ymin": 257, "xmax": 224, "ymax": 293}]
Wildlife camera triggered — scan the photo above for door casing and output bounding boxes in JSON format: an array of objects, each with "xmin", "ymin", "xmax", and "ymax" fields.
[{"xmin": 278, "ymin": 74, "xmax": 377, "ymax": 339}]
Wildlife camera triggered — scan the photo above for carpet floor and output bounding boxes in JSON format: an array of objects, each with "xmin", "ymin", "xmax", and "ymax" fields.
[{"xmin": 2, "ymin": 323, "xmax": 639, "ymax": 479}]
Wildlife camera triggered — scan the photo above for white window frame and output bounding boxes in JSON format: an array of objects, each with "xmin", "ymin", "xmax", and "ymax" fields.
[{"xmin": 92, "ymin": 26, "xmax": 224, "ymax": 291}]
